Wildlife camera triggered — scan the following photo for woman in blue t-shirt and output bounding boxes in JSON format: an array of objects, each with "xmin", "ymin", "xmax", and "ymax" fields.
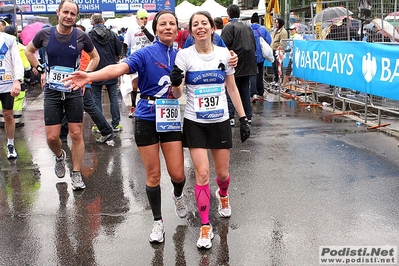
[{"xmin": 64, "ymin": 10, "xmax": 187, "ymax": 244}]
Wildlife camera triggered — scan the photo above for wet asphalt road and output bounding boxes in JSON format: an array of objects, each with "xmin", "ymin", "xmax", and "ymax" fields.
[{"xmin": 1, "ymin": 87, "xmax": 399, "ymax": 266}]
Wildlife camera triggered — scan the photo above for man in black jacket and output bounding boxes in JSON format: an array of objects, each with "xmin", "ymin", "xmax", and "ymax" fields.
[
  {"xmin": 221, "ymin": 4, "xmax": 257, "ymax": 126},
  {"xmin": 89, "ymin": 13, "xmax": 123, "ymax": 132}
]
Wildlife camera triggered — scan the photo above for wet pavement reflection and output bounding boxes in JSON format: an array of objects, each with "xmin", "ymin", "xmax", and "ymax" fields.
[{"xmin": 1, "ymin": 89, "xmax": 399, "ymax": 265}]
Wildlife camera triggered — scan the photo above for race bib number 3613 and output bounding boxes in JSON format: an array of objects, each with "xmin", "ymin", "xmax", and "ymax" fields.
[{"xmin": 48, "ymin": 66, "xmax": 74, "ymax": 92}]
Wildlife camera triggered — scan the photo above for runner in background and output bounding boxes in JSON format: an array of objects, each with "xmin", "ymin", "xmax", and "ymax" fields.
[
  {"xmin": 123, "ymin": 8, "xmax": 154, "ymax": 118},
  {"xmin": 60, "ymin": 24, "xmax": 115, "ymax": 144},
  {"xmin": 0, "ymin": 25, "xmax": 24, "ymax": 159},
  {"xmin": 0, "ymin": 26, "xmax": 30, "ymax": 129}
]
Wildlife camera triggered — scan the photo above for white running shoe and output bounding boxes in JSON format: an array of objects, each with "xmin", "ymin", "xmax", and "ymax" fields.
[
  {"xmin": 215, "ymin": 188, "xmax": 231, "ymax": 217},
  {"xmin": 251, "ymin": 94, "xmax": 259, "ymax": 103},
  {"xmin": 7, "ymin": 144, "xmax": 18, "ymax": 159},
  {"xmin": 71, "ymin": 171, "xmax": 86, "ymax": 191},
  {"xmin": 149, "ymin": 220, "xmax": 164, "ymax": 243},
  {"xmin": 128, "ymin": 107, "xmax": 136, "ymax": 118},
  {"xmin": 196, "ymin": 224, "xmax": 214, "ymax": 249},
  {"xmin": 171, "ymin": 188, "xmax": 188, "ymax": 218},
  {"xmin": 54, "ymin": 149, "xmax": 66, "ymax": 178}
]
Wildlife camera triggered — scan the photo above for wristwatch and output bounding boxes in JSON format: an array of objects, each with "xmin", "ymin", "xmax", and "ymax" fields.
[{"xmin": 35, "ymin": 64, "xmax": 45, "ymax": 74}]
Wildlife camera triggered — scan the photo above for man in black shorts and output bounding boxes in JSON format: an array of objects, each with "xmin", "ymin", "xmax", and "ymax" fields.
[
  {"xmin": 0, "ymin": 30, "xmax": 24, "ymax": 159},
  {"xmin": 25, "ymin": 0, "xmax": 100, "ymax": 190}
]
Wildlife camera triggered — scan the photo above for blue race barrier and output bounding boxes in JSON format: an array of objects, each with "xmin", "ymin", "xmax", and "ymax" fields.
[{"xmin": 293, "ymin": 40, "xmax": 399, "ymax": 100}]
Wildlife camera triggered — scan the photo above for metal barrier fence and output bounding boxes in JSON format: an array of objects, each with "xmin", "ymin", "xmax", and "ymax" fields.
[
  {"xmin": 264, "ymin": 34, "xmax": 399, "ymax": 131},
  {"xmin": 268, "ymin": 0, "xmax": 399, "ymax": 131},
  {"xmin": 293, "ymin": 0, "xmax": 399, "ymax": 42}
]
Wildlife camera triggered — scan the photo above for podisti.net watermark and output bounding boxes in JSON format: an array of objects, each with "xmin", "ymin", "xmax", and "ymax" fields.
[{"xmin": 319, "ymin": 246, "xmax": 397, "ymax": 264}]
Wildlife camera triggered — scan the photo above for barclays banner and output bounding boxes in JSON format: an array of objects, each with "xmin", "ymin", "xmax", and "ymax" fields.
[{"xmin": 292, "ymin": 40, "xmax": 399, "ymax": 101}]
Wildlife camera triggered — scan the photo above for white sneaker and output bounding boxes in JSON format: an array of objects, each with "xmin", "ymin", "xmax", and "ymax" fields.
[
  {"xmin": 251, "ymin": 94, "xmax": 259, "ymax": 103},
  {"xmin": 196, "ymin": 224, "xmax": 214, "ymax": 249},
  {"xmin": 149, "ymin": 220, "xmax": 164, "ymax": 243},
  {"xmin": 171, "ymin": 188, "xmax": 188, "ymax": 218},
  {"xmin": 7, "ymin": 144, "xmax": 18, "ymax": 159},
  {"xmin": 215, "ymin": 188, "xmax": 231, "ymax": 217},
  {"xmin": 128, "ymin": 107, "xmax": 135, "ymax": 118},
  {"xmin": 54, "ymin": 149, "xmax": 66, "ymax": 178},
  {"xmin": 71, "ymin": 171, "xmax": 86, "ymax": 191}
]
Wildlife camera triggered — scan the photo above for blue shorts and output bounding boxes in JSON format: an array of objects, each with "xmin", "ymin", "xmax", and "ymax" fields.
[{"xmin": 43, "ymin": 87, "xmax": 84, "ymax": 126}]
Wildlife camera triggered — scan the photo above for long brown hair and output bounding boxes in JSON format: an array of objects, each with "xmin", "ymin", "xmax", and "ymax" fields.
[{"xmin": 189, "ymin": 11, "xmax": 215, "ymax": 42}]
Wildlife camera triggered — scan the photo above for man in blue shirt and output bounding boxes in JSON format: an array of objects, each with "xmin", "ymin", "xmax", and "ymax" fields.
[{"xmin": 250, "ymin": 12, "xmax": 272, "ymax": 101}]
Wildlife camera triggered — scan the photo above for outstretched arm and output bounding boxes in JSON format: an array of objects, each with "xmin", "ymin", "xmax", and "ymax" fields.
[{"xmin": 63, "ymin": 62, "xmax": 130, "ymax": 90}]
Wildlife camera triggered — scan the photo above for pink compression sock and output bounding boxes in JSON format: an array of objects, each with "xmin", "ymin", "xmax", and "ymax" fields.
[
  {"xmin": 195, "ymin": 183, "xmax": 211, "ymax": 225},
  {"xmin": 216, "ymin": 175, "xmax": 230, "ymax": 197}
]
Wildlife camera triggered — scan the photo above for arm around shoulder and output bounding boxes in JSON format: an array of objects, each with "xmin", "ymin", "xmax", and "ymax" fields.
[{"xmin": 170, "ymin": 64, "xmax": 185, "ymax": 98}]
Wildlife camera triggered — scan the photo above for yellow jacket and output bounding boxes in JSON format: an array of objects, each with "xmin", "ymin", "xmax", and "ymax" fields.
[{"xmin": 18, "ymin": 42, "xmax": 31, "ymax": 70}]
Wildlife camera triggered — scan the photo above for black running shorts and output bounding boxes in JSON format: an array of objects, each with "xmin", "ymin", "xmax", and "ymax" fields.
[
  {"xmin": 43, "ymin": 88, "xmax": 84, "ymax": 126},
  {"xmin": 0, "ymin": 92, "xmax": 15, "ymax": 110},
  {"xmin": 134, "ymin": 118, "xmax": 182, "ymax": 147},
  {"xmin": 182, "ymin": 118, "xmax": 232, "ymax": 149}
]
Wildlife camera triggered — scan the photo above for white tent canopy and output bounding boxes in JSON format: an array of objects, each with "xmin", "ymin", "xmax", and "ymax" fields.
[
  {"xmin": 76, "ymin": 18, "xmax": 93, "ymax": 32},
  {"xmin": 199, "ymin": 0, "xmax": 227, "ymax": 18},
  {"xmin": 175, "ymin": 0, "xmax": 227, "ymax": 26},
  {"xmin": 175, "ymin": 0, "xmax": 200, "ymax": 26},
  {"xmin": 104, "ymin": 16, "xmax": 137, "ymax": 31},
  {"xmin": 257, "ymin": 0, "xmax": 266, "ymax": 11}
]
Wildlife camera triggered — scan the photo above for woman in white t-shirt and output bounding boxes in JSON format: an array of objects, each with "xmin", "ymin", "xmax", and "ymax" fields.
[{"xmin": 170, "ymin": 10, "xmax": 250, "ymax": 249}]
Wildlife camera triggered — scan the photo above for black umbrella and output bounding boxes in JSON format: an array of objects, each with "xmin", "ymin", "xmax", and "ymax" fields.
[
  {"xmin": 0, "ymin": 4, "xmax": 25, "ymax": 14},
  {"xmin": 313, "ymin": 7, "xmax": 353, "ymax": 23}
]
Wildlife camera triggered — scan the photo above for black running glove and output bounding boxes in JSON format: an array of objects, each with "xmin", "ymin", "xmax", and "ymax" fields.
[
  {"xmin": 239, "ymin": 116, "xmax": 250, "ymax": 143},
  {"xmin": 170, "ymin": 65, "xmax": 184, "ymax": 87}
]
